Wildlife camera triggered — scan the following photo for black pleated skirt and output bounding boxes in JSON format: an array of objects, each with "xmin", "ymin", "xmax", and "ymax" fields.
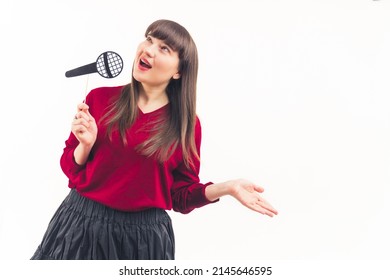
[{"xmin": 31, "ymin": 189, "xmax": 175, "ymax": 260}]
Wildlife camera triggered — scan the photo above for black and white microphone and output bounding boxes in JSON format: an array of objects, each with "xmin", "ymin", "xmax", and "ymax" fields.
[{"xmin": 65, "ymin": 51, "xmax": 123, "ymax": 79}]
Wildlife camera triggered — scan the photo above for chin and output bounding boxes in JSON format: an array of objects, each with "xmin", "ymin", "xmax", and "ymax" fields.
[{"xmin": 132, "ymin": 72, "xmax": 145, "ymax": 83}]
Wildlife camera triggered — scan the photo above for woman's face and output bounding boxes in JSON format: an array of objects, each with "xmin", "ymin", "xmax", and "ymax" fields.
[{"xmin": 133, "ymin": 35, "xmax": 181, "ymax": 89}]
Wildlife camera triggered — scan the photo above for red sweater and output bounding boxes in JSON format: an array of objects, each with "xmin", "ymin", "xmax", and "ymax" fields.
[{"xmin": 60, "ymin": 86, "xmax": 217, "ymax": 214}]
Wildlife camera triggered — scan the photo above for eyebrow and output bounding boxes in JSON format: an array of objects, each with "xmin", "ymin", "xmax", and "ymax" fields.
[{"xmin": 147, "ymin": 34, "xmax": 175, "ymax": 51}]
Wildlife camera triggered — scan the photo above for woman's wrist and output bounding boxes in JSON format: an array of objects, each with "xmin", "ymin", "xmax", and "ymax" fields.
[
  {"xmin": 205, "ymin": 180, "xmax": 238, "ymax": 201},
  {"xmin": 74, "ymin": 143, "xmax": 93, "ymax": 165}
]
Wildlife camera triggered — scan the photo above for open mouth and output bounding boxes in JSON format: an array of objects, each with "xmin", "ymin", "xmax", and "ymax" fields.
[{"xmin": 139, "ymin": 58, "xmax": 152, "ymax": 69}]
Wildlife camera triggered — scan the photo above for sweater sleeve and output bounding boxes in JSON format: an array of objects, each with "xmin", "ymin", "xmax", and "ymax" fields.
[
  {"xmin": 170, "ymin": 118, "xmax": 219, "ymax": 214},
  {"xmin": 60, "ymin": 132, "xmax": 86, "ymax": 188}
]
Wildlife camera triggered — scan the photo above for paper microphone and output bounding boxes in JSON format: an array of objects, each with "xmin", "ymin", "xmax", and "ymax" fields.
[{"xmin": 65, "ymin": 51, "xmax": 123, "ymax": 78}]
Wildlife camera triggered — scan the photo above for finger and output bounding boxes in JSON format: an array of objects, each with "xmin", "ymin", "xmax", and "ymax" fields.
[
  {"xmin": 264, "ymin": 206, "xmax": 278, "ymax": 216},
  {"xmin": 72, "ymin": 117, "xmax": 90, "ymax": 128},
  {"xmin": 250, "ymin": 204, "xmax": 274, "ymax": 217},
  {"xmin": 257, "ymin": 199, "xmax": 278, "ymax": 215},
  {"xmin": 77, "ymin": 103, "xmax": 89, "ymax": 112},
  {"xmin": 77, "ymin": 106, "xmax": 95, "ymax": 123},
  {"xmin": 253, "ymin": 184, "xmax": 264, "ymax": 193},
  {"xmin": 75, "ymin": 111, "xmax": 90, "ymax": 122},
  {"xmin": 259, "ymin": 204, "xmax": 278, "ymax": 215},
  {"xmin": 258, "ymin": 200, "xmax": 278, "ymax": 214},
  {"xmin": 73, "ymin": 125, "xmax": 87, "ymax": 136},
  {"xmin": 264, "ymin": 210, "xmax": 276, "ymax": 217},
  {"xmin": 254, "ymin": 203, "xmax": 277, "ymax": 217},
  {"xmin": 85, "ymin": 110, "xmax": 95, "ymax": 122}
]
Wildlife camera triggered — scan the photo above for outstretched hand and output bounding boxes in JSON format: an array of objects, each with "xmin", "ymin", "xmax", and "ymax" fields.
[{"xmin": 229, "ymin": 179, "xmax": 278, "ymax": 217}]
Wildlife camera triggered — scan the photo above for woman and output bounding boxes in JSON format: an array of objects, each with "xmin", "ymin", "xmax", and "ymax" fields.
[{"xmin": 31, "ymin": 19, "xmax": 278, "ymax": 260}]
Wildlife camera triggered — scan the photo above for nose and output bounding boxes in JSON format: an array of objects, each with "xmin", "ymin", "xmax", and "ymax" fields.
[{"xmin": 144, "ymin": 44, "xmax": 156, "ymax": 58}]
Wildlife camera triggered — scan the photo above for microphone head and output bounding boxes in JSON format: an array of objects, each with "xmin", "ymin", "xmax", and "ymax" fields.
[{"xmin": 96, "ymin": 51, "xmax": 123, "ymax": 79}]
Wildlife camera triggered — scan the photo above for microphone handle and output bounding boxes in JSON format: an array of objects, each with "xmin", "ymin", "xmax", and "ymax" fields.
[{"xmin": 65, "ymin": 62, "xmax": 97, "ymax": 78}]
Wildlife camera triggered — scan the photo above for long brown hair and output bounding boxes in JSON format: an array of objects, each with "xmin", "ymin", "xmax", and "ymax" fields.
[{"xmin": 101, "ymin": 19, "xmax": 199, "ymax": 169}]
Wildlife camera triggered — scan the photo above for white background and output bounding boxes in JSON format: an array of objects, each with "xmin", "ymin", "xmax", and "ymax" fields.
[{"xmin": 0, "ymin": 0, "xmax": 389, "ymax": 262}]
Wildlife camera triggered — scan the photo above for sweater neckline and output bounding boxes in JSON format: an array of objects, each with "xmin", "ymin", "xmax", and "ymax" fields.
[{"xmin": 138, "ymin": 103, "xmax": 169, "ymax": 116}]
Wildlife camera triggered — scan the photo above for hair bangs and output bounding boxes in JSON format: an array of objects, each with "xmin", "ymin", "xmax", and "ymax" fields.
[{"xmin": 145, "ymin": 20, "xmax": 189, "ymax": 58}]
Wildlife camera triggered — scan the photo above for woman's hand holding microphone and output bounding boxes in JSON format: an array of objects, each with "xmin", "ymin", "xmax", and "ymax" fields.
[{"xmin": 72, "ymin": 103, "xmax": 97, "ymax": 165}]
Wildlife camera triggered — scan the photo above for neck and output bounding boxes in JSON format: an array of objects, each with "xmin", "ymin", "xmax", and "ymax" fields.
[{"xmin": 138, "ymin": 83, "xmax": 169, "ymax": 112}]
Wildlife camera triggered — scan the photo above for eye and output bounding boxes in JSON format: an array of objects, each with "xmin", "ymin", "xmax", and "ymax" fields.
[
  {"xmin": 160, "ymin": 45, "xmax": 170, "ymax": 53},
  {"xmin": 146, "ymin": 36, "xmax": 152, "ymax": 43}
]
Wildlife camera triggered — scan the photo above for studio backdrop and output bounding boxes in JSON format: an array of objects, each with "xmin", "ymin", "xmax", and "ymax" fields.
[{"xmin": 0, "ymin": 0, "xmax": 389, "ymax": 260}]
